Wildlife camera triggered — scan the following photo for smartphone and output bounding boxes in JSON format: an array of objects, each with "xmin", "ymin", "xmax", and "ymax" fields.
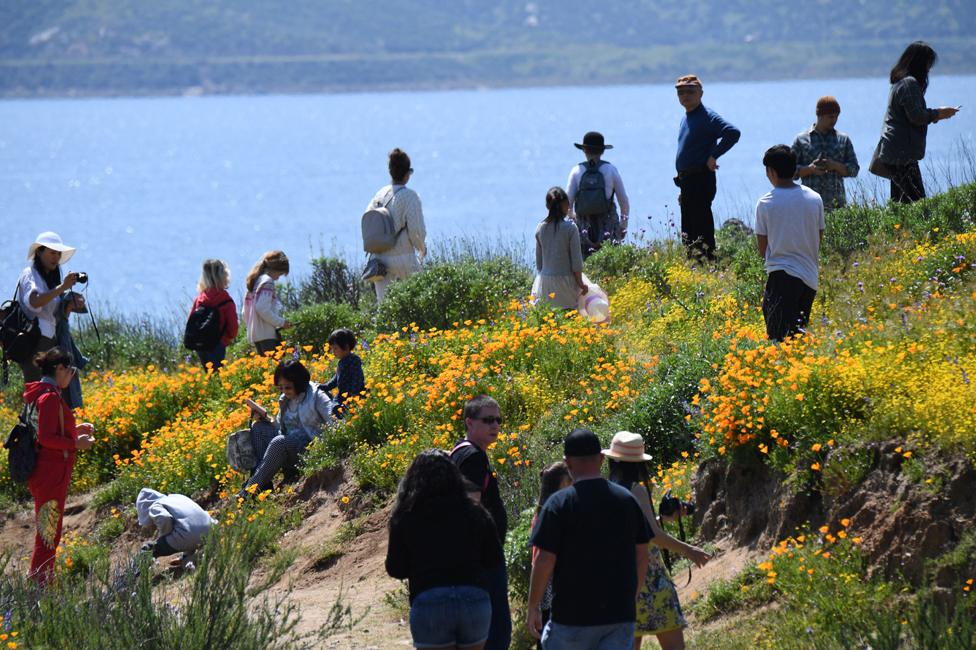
[{"xmin": 245, "ymin": 398, "xmax": 268, "ymax": 418}]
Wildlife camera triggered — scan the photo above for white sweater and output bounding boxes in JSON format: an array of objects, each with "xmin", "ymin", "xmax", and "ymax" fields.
[
  {"xmin": 367, "ymin": 184, "xmax": 427, "ymax": 278},
  {"xmin": 243, "ymin": 274, "xmax": 286, "ymax": 343}
]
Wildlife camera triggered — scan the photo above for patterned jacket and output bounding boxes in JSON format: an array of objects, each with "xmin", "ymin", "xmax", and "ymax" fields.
[{"xmin": 791, "ymin": 126, "xmax": 859, "ymax": 210}]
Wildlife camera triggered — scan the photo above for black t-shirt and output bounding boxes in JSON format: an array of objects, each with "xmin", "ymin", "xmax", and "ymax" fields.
[
  {"xmin": 452, "ymin": 441, "xmax": 508, "ymax": 543},
  {"xmin": 385, "ymin": 496, "xmax": 503, "ymax": 603},
  {"xmin": 529, "ymin": 477, "xmax": 653, "ymax": 626}
]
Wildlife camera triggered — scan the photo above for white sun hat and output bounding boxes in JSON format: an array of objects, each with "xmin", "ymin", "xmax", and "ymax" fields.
[
  {"xmin": 602, "ymin": 431, "xmax": 653, "ymax": 462},
  {"xmin": 27, "ymin": 231, "xmax": 76, "ymax": 265}
]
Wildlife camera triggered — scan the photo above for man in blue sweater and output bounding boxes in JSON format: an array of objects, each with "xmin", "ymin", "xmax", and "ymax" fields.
[{"xmin": 674, "ymin": 74, "xmax": 740, "ymax": 261}]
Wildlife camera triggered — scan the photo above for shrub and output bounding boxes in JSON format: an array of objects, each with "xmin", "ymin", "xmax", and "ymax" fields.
[
  {"xmin": 583, "ymin": 243, "xmax": 673, "ymax": 295},
  {"xmin": 286, "ymin": 302, "xmax": 365, "ymax": 353},
  {"xmin": 375, "ymin": 257, "xmax": 531, "ymax": 332},
  {"xmin": 616, "ymin": 341, "xmax": 724, "ymax": 464},
  {"xmin": 74, "ymin": 313, "xmax": 184, "ymax": 372},
  {"xmin": 297, "ymin": 256, "xmax": 365, "ymax": 308}
]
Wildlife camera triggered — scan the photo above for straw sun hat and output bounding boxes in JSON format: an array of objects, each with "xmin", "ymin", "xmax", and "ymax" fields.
[
  {"xmin": 27, "ymin": 231, "xmax": 75, "ymax": 265},
  {"xmin": 601, "ymin": 431, "xmax": 652, "ymax": 462}
]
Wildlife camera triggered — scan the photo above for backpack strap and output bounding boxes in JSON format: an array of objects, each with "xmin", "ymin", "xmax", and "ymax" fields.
[{"xmin": 450, "ymin": 441, "xmax": 491, "ymax": 492}]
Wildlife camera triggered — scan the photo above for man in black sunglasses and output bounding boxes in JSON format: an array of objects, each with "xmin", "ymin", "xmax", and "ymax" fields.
[{"xmin": 451, "ymin": 394, "xmax": 511, "ymax": 649}]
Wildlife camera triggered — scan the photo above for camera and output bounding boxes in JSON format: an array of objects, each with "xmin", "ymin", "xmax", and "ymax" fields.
[
  {"xmin": 75, "ymin": 272, "xmax": 88, "ymax": 284},
  {"xmin": 658, "ymin": 489, "xmax": 695, "ymax": 518}
]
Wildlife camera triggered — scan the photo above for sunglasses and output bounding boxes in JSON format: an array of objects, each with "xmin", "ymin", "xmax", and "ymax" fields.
[
  {"xmin": 474, "ymin": 416, "xmax": 503, "ymax": 425},
  {"xmin": 676, "ymin": 87, "xmax": 699, "ymax": 95}
]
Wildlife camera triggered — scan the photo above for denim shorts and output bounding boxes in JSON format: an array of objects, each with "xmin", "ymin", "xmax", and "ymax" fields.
[
  {"xmin": 410, "ymin": 585, "xmax": 492, "ymax": 648},
  {"xmin": 542, "ymin": 620, "xmax": 636, "ymax": 650}
]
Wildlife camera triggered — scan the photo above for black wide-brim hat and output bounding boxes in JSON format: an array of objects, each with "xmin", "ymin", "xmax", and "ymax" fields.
[{"xmin": 574, "ymin": 131, "xmax": 613, "ymax": 150}]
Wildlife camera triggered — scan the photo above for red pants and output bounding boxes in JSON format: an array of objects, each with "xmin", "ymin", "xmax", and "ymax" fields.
[{"xmin": 27, "ymin": 456, "xmax": 74, "ymax": 585}]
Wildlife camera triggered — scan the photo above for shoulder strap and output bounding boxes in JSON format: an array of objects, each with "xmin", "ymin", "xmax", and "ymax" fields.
[
  {"xmin": 382, "ymin": 186, "xmax": 405, "ymax": 209},
  {"xmin": 450, "ymin": 440, "xmax": 473, "ymax": 456},
  {"xmin": 212, "ymin": 298, "xmax": 233, "ymax": 310},
  {"xmin": 450, "ymin": 441, "xmax": 491, "ymax": 492}
]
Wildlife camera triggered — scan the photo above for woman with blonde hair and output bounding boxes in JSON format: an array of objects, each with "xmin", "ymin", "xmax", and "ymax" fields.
[
  {"xmin": 186, "ymin": 258, "xmax": 238, "ymax": 370},
  {"xmin": 243, "ymin": 250, "xmax": 291, "ymax": 355}
]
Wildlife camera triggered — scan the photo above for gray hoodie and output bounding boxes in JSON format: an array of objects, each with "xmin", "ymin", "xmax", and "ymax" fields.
[{"xmin": 136, "ymin": 488, "xmax": 216, "ymax": 552}]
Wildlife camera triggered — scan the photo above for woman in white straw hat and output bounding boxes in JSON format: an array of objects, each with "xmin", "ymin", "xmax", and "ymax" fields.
[
  {"xmin": 16, "ymin": 232, "xmax": 87, "ymax": 383},
  {"xmin": 603, "ymin": 431, "xmax": 711, "ymax": 650}
]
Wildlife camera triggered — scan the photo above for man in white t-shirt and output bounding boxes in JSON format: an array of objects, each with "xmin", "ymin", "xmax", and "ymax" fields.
[
  {"xmin": 754, "ymin": 145, "xmax": 825, "ymax": 341},
  {"xmin": 566, "ymin": 131, "xmax": 630, "ymax": 258}
]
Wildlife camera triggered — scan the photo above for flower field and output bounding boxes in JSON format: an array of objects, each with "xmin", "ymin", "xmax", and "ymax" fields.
[{"xmin": 2, "ymin": 181, "xmax": 976, "ymax": 647}]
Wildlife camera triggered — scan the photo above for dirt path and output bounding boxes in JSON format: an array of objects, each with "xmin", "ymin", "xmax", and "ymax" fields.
[{"xmin": 1, "ymin": 485, "xmax": 762, "ymax": 650}]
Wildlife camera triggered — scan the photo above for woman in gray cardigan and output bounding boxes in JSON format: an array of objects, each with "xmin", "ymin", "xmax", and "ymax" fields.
[
  {"xmin": 877, "ymin": 41, "xmax": 959, "ymax": 203},
  {"xmin": 532, "ymin": 187, "xmax": 588, "ymax": 309}
]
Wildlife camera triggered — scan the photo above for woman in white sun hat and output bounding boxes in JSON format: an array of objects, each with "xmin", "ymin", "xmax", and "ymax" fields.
[
  {"xmin": 603, "ymin": 431, "xmax": 711, "ymax": 650},
  {"xmin": 16, "ymin": 232, "xmax": 87, "ymax": 384}
]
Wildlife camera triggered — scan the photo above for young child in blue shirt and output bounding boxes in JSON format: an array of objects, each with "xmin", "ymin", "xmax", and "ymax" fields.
[{"xmin": 321, "ymin": 328, "xmax": 365, "ymax": 417}]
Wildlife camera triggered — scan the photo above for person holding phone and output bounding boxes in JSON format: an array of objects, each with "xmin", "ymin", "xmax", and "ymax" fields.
[
  {"xmin": 791, "ymin": 96, "xmax": 859, "ymax": 211},
  {"xmin": 239, "ymin": 359, "xmax": 333, "ymax": 496},
  {"xmin": 875, "ymin": 41, "xmax": 960, "ymax": 203},
  {"xmin": 22, "ymin": 347, "xmax": 95, "ymax": 585}
]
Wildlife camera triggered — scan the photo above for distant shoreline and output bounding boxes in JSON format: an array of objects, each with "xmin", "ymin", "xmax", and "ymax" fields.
[{"xmin": 3, "ymin": 68, "xmax": 976, "ymax": 102}]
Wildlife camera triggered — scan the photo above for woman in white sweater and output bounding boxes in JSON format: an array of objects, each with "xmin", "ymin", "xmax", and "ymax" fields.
[
  {"xmin": 367, "ymin": 148, "xmax": 427, "ymax": 302},
  {"xmin": 243, "ymin": 250, "xmax": 292, "ymax": 355}
]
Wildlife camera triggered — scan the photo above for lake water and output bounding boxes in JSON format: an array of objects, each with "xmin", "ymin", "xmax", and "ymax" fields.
[{"xmin": 1, "ymin": 76, "xmax": 974, "ymax": 318}]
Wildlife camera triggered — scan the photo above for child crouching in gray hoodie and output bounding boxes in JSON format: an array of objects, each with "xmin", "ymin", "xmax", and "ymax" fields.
[{"xmin": 136, "ymin": 488, "xmax": 216, "ymax": 558}]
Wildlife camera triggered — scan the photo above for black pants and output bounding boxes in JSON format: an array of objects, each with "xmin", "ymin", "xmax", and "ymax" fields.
[
  {"xmin": 678, "ymin": 170, "xmax": 717, "ymax": 260},
  {"xmin": 890, "ymin": 162, "xmax": 925, "ymax": 204},
  {"xmin": 762, "ymin": 271, "xmax": 816, "ymax": 341}
]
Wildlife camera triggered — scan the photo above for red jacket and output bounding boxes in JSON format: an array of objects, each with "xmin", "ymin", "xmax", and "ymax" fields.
[
  {"xmin": 190, "ymin": 288, "xmax": 239, "ymax": 347},
  {"xmin": 23, "ymin": 381, "xmax": 78, "ymax": 464}
]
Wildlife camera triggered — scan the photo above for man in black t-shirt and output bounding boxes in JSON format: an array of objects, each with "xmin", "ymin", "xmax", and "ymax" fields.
[
  {"xmin": 527, "ymin": 428, "xmax": 652, "ymax": 648},
  {"xmin": 451, "ymin": 394, "xmax": 511, "ymax": 649}
]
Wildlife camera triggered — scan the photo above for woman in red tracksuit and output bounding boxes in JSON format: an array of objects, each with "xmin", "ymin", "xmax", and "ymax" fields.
[
  {"xmin": 23, "ymin": 347, "xmax": 95, "ymax": 585},
  {"xmin": 189, "ymin": 258, "xmax": 239, "ymax": 370}
]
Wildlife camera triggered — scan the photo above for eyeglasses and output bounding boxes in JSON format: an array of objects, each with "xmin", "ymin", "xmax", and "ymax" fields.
[
  {"xmin": 475, "ymin": 416, "xmax": 503, "ymax": 425},
  {"xmin": 676, "ymin": 88, "xmax": 699, "ymax": 95}
]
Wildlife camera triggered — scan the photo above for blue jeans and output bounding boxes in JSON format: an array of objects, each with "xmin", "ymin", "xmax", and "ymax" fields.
[
  {"xmin": 198, "ymin": 343, "xmax": 226, "ymax": 370},
  {"xmin": 485, "ymin": 562, "xmax": 512, "ymax": 650},
  {"xmin": 409, "ymin": 586, "xmax": 492, "ymax": 648},
  {"xmin": 542, "ymin": 621, "xmax": 636, "ymax": 650}
]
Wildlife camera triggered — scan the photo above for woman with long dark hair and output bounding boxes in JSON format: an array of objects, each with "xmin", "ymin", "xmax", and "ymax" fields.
[
  {"xmin": 386, "ymin": 450, "xmax": 502, "ymax": 650},
  {"xmin": 16, "ymin": 232, "xmax": 89, "ymax": 408},
  {"xmin": 22, "ymin": 347, "xmax": 95, "ymax": 585},
  {"xmin": 876, "ymin": 41, "xmax": 959, "ymax": 203},
  {"xmin": 531, "ymin": 186, "xmax": 588, "ymax": 309},
  {"xmin": 530, "ymin": 461, "xmax": 572, "ymax": 650},
  {"xmin": 604, "ymin": 432, "xmax": 711, "ymax": 650}
]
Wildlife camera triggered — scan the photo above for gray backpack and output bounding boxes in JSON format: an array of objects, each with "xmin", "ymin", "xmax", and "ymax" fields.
[
  {"xmin": 226, "ymin": 429, "xmax": 258, "ymax": 472},
  {"xmin": 361, "ymin": 187, "xmax": 406, "ymax": 254},
  {"xmin": 574, "ymin": 160, "xmax": 613, "ymax": 218}
]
